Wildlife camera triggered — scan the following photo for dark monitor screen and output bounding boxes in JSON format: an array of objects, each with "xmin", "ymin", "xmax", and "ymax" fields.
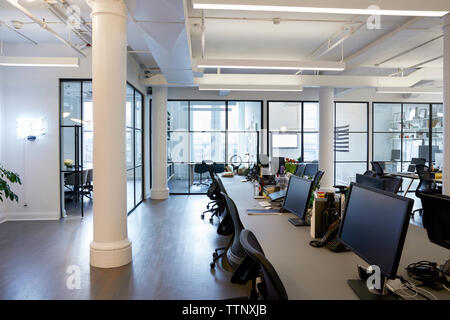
[
  {"xmin": 355, "ymin": 174, "xmax": 385, "ymax": 191},
  {"xmin": 295, "ymin": 164, "xmax": 306, "ymax": 177},
  {"xmin": 411, "ymin": 158, "xmax": 426, "ymax": 166},
  {"xmin": 338, "ymin": 183, "xmax": 414, "ymax": 279},
  {"xmin": 282, "ymin": 175, "xmax": 313, "ymax": 220},
  {"xmin": 304, "ymin": 163, "xmax": 318, "ymax": 177}
]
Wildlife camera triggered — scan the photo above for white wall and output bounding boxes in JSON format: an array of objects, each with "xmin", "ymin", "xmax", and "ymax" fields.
[{"xmin": 0, "ymin": 43, "xmax": 148, "ymax": 223}]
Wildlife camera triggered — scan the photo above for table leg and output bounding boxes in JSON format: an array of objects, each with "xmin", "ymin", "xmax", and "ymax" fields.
[{"xmin": 403, "ymin": 178, "xmax": 414, "ymax": 197}]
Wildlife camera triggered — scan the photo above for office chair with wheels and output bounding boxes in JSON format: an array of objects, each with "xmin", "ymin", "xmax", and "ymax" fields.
[
  {"xmin": 210, "ymin": 192, "xmax": 246, "ymax": 270},
  {"xmin": 412, "ymin": 164, "xmax": 442, "ymax": 218},
  {"xmin": 194, "ymin": 162, "xmax": 209, "ymax": 186},
  {"xmin": 371, "ymin": 161, "xmax": 384, "ymax": 177},
  {"xmin": 419, "ymin": 193, "xmax": 450, "ymax": 249},
  {"xmin": 202, "ymin": 169, "xmax": 227, "ymax": 222},
  {"xmin": 231, "ymin": 229, "xmax": 288, "ymax": 300}
]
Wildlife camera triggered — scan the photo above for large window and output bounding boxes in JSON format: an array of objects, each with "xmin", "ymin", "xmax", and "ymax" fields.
[
  {"xmin": 268, "ymin": 101, "xmax": 319, "ymax": 162},
  {"xmin": 334, "ymin": 102, "xmax": 369, "ymax": 186},
  {"xmin": 167, "ymin": 100, "xmax": 262, "ymax": 194},
  {"xmin": 60, "ymin": 80, "xmax": 144, "ymax": 217},
  {"xmin": 373, "ymin": 102, "xmax": 443, "ymax": 177}
]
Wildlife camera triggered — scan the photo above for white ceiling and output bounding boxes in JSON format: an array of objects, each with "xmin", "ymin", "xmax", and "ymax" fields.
[{"xmin": 0, "ymin": 0, "xmax": 447, "ymax": 90}]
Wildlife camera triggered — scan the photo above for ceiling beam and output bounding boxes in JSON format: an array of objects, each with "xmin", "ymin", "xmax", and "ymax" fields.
[{"xmin": 344, "ymin": 17, "xmax": 422, "ymax": 67}]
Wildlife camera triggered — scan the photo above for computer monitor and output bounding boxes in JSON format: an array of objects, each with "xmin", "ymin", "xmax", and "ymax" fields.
[
  {"xmin": 295, "ymin": 163, "xmax": 306, "ymax": 177},
  {"xmin": 419, "ymin": 145, "xmax": 440, "ymax": 162},
  {"xmin": 283, "ymin": 175, "xmax": 313, "ymax": 227},
  {"xmin": 303, "ymin": 163, "xmax": 318, "ymax": 177},
  {"xmin": 411, "ymin": 157, "xmax": 426, "ymax": 166},
  {"xmin": 338, "ymin": 183, "xmax": 414, "ymax": 299},
  {"xmin": 355, "ymin": 174, "xmax": 385, "ymax": 191}
]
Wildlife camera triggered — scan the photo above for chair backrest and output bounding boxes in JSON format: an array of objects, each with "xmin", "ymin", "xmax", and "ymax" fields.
[
  {"xmin": 416, "ymin": 164, "xmax": 436, "ymax": 195},
  {"xmin": 419, "ymin": 193, "xmax": 450, "ymax": 249},
  {"xmin": 382, "ymin": 176, "xmax": 403, "ymax": 193},
  {"xmin": 295, "ymin": 163, "xmax": 306, "ymax": 177},
  {"xmin": 222, "ymin": 192, "xmax": 246, "ymax": 269},
  {"xmin": 194, "ymin": 162, "xmax": 208, "ymax": 174},
  {"xmin": 86, "ymin": 169, "xmax": 93, "ymax": 183},
  {"xmin": 239, "ymin": 229, "xmax": 288, "ymax": 300},
  {"xmin": 206, "ymin": 162, "xmax": 216, "ymax": 180},
  {"xmin": 313, "ymin": 170, "xmax": 324, "ymax": 188},
  {"xmin": 65, "ymin": 171, "xmax": 88, "ymax": 186},
  {"xmin": 371, "ymin": 161, "xmax": 384, "ymax": 176},
  {"xmin": 213, "ymin": 163, "xmax": 225, "ymax": 174},
  {"xmin": 363, "ymin": 170, "xmax": 376, "ymax": 177},
  {"xmin": 216, "ymin": 176, "xmax": 228, "ymax": 195}
]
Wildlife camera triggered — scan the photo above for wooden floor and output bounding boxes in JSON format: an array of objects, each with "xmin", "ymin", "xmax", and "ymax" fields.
[{"xmin": 0, "ymin": 196, "xmax": 249, "ymax": 300}]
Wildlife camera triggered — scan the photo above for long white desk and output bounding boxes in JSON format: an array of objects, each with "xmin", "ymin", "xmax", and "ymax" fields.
[{"xmin": 222, "ymin": 176, "xmax": 450, "ymax": 300}]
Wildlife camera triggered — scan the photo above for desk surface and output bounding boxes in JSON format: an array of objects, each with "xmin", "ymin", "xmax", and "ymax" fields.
[
  {"xmin": 222, "ymin": 176, "xmax": 450, "ymax": 300},
  {"xmin": 390, "ymin": 172, "xmax": 442, "ymax": 183}
]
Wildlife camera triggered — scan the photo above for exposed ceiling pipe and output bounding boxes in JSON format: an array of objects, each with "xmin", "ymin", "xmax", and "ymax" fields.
[
  {"xmin": 4, "ymin": 0, "xmax": 86, "ymax": 57},
  {"xmin": 201, "ymin": 9, "xmax": 206, "ymax": 59},
  {"xmin": 375, "ymin": 34, "xmax": 443, "ymax": 66},
  {"xmin": 408, "ymin": 55, "xmax": 443, "ymax": 69},
  {"xmin": 308, "ymin": 16, "xmax": 363, "ymax": 58},
  {"xmin": 46, "ymin": 1, "xmax": 91, "ymax": 45},
  {"xmin": 59, "ymin": 0, "xmax": 92, "ymax": 33},
  {"xmin": 0, "ymin": 20, "xmax": 37, "ymax": 45}
]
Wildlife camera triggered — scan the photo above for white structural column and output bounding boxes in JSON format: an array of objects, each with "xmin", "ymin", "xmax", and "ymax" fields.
[
  {"xmin": 319, "ymin": 87, "xmax": 335, "ymax": 188},
  {"xmin": 89, "ymin": 0, "xmax": 132, "ymax": 268},
  {"xmin": 150, "ymin": 86, "xmax": 169, "ymax": 199},
  {"xmin": 443, "ymin": 13, "xmax": 450, "ymax": 195}
]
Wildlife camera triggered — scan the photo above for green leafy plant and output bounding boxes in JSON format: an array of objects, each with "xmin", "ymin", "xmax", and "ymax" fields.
[{"xmin": 0, "ymin": 165, "xmax": 21, "ymax": 203}]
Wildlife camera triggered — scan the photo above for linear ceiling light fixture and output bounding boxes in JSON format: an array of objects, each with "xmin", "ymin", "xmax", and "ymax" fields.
[
  {"xmin": 192, "ymin": 1, "xmax": 448, "ymax": 17},
  {"xmin": 197, "ymin": 59, "xmax": 345, "ymax": 71},
  {"xmin": 376, "ymin": 87, "xmax": 443, "ymax": 95},
  {"xmin": 199, "ymin": 84, "xmax": 304, "ymax": 92},
  {"xmin": 0, "ymin": 56, "xmax": 79, "ymax": 67}
]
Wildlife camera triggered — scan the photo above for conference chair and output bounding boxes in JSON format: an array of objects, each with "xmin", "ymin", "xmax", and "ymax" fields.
[
  {"xmin": 202, "ymin": 167, "xmax": 226, "ymax": 222},
  {"xmin": 64, "ymin": 170, "xmax": 88, "ymax": 201},
  {"xmin": 412, "ymin": 164, "xmax": 442, "ymax": 218},
  {"xmin": 382, "ymin": 176, "xmax": 403, "ymax": 194},
  {"xmin": 419, "ymin": 193, "xmax": 450, "ymax": 249},
  {"xmin": 82, "ymin": 169, "xmax": 93, "ymax": 199},
  {"xmin": 213, "ymin": 163, "xmax": 226, "ymax": 174},
  {"xmin": 210, "ymin": 192, "xmax": 246, "ymax": 270},
  {"xmin": 231, "ymin": 229, "xmax": 288, "ymax": 300},
  {"xmin": 194, "ymin": 162, "xmax": 209, "ymax": 186}
]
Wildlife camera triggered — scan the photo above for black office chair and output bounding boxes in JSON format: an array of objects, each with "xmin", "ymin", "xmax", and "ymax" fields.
[
  {"xmin": 371, "ymin": 161, "xmax": 384, "ymax": 177},
  {"xmin": 382, "ymin": 176, "xmax": 403, "ymax": 194},
  {"xmin": 412, "ymin": 164, "xmax": 442, "ymax": 217},
  {"xmin": 213, "ymin": 163, "xmax": 225, "ymax": 174},
  {"xmin": 312, "ymin": 170, "xmax": 324, "ymax": 189},
  {"xmin": 363, "ymin": 170, "xmax": 376, "ymax": 177},
  {"xmin": 295, "ymin": 163, "xmax": 306, "ymax": 177},
  {"xmin": 194, "ymin": 162, "xmax": 209, "ymax": 186},
  {"xmin": 231, "ymin": 229, "xmax": 288, "ymax": 300},
  {"xmin": 211, "ymin": 192, "xmax": 246, "ymax": 270},
  {"xmin": 419, "ymin": 193, "xmax": 450, "ymax": 249}
]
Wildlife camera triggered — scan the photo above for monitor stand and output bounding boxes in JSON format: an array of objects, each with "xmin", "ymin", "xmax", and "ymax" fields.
[
  {"xmin": 288, "ymin": 217, "xmax": 310, "ymax": 226},
  {"xmin": 347, "ymin": 279, "xmax": 397, "ymax": 300}
]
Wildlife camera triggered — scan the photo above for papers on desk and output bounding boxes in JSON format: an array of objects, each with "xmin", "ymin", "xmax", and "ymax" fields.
[
  {"xmin": 258, "ymin": 201, "xmax": 272, "ymax": 208},
  {"xmin": 247, "ymin": 209, "xmax": 282, "ymax": 215}
]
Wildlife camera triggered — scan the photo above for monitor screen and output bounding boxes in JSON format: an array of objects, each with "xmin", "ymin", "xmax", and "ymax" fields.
[
  {"xmin": 338, "ymin": 183, "xmax": 413, "ymax": 279},
  {"xmin": 303, "ymin": 163, "xmax": 318, "ymax": 177},
  {"xmin": 283, "ymin": 175, "xmax": 313, "ymax": 220},
  {"xmin": 272, "ymin": 134, "xmax": 298, "ymax": 149}
]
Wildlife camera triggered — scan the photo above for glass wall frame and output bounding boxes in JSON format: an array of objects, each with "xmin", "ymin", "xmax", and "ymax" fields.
[
  {"xmin": 167, "ymin": 100, "xmax": 263, "ymax": 195},
  {"xmin": 372, "ymin": 102, "xmax": 443, "ymax": 176},
  {"xmin": 59, "ymin": 79, "xmax": 145, "ymax": 217},
  {"xmin": 267, "ymin": 101, "xmax": 319, "ymax": 163},
  {"xmin": 334, "ymin": 102, "xmax": 369, "ymax": 186}
]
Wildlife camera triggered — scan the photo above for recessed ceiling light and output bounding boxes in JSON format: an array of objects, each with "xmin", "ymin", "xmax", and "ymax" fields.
[{"xmin": 197, "ymin": 59, "xmax": 345, "ymax": 71}]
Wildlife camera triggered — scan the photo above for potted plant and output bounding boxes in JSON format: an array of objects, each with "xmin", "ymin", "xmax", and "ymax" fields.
[
  {"xmin": 64, "ymin": 159, "xmax": 74, "ymax": 169},
  {"xmin": 0, "ymin": 165, "xmax": 21, "ymax": 203}
]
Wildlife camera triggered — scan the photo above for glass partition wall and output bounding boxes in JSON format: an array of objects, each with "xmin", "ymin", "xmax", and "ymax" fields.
[
  {"xmin": 167, "ymin": 100, "xmax": 262, "ymax": 194},
  {"xmin": 60, "ymin": 80, "xmax": 144, "ymax": 217},
  {"xmin": 334, "ymin": 102, "xmax": 369, "ymax": 186},
  {"xmin": 268, "ymin": 101, "xmax": 319, "ymax": 162},
  {"xmin": 373, "ymin": 103, "xmax": 443, "ymax": 171}
]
